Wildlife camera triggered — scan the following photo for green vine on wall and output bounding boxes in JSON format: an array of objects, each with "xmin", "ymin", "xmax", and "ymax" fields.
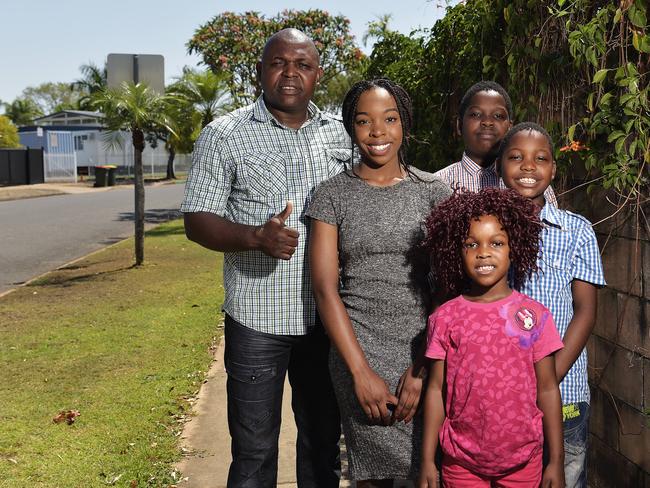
[
  {"xmin": 365, "ymin": 0, "xmax": 649, "ymax": 215},
  {"xmin": 561, "ymin": 1, "xmax": 648, "ymax": 202}
]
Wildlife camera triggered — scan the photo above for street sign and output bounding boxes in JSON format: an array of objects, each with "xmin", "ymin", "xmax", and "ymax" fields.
[{"xmin": 107, "ymin": 54, "xmax": 164, "ymax": 94}]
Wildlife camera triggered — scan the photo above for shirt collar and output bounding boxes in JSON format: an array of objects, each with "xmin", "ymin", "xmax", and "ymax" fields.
[
  {"xmin": 540, "ymin": 201, "xmax": 564, "ymax": 229},
  {"xmin": 252, "ymin": 95, "xmax": 324, "ymax": 128},
  {"xmin": 460, "ymin": 152, "xmax": 497, "ymax": 176}
]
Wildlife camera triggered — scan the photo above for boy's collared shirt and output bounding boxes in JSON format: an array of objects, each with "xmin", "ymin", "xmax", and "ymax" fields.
[
  {"xmin": 518, "ymin": 203, "xmax": 606, "ymax": 404},
  {"xmin": 435, "ymin": 152, "xmax": 558, "ymax": 205}
]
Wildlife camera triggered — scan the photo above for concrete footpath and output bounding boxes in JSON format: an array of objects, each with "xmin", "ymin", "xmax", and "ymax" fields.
[
  {"xmin": 0, "ymin": 179, "xmax": 183, "ymax": 201},
  {"xmin": 175, "ymin": 339, "xmax": 305, "ymax": 487},
  {"xmin": 0, "ymin": 181, "xmax": 115, "ymax": 200},
  {"xmin": 175, "ymin": 337, "xmax": 413, "ymax": 488}
]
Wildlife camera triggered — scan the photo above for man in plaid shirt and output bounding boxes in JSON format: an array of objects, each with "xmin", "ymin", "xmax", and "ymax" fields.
[{"xmin": 182, "ymin": 29, "xmax": 350, "ymax": 487}]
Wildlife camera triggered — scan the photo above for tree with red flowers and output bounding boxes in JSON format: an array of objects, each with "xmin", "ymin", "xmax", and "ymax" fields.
[{"xmin": 187, "ymin": 9, "xmax": 364, "ymax": 108}]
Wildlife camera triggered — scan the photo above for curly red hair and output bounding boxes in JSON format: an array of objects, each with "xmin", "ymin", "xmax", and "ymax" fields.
[{"xmin": 423, "ymin": 187, "xmax": 543, "ymax": 298}]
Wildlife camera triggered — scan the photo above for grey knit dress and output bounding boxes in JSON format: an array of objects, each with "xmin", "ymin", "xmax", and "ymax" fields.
[{"xmin": 306, "ymin": 167, "xmax": 452, "ymax": 480}]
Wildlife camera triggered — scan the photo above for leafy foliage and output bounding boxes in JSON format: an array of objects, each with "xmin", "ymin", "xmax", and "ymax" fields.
[
  {"xmin": 2, "ymin": 98, "xmax": 43, "ymax": 126},
  {"xmin": 312, "ymin": 58, "xmax": 368, "ymax": 112},
  {"xmin": 168, "ymin": 68, "xmax": 232, "ymax": 129},
  {"xmin": 145, "ymin": 69, "xmax": 230, "ymax": 179},
  {"xmin": 366, "ymin": 31, "xmax": 438, "ymax": 167},
  {"xmin": 5, "ymin": 64, "xmax": 105, "ymax": 122},
  {"xmin": 93, "ymin": 82, "xmax": 173, "ymax": 143},
  {"xmin": 71, "ymin": 62, "xmax": 108, "ymax": 111},
  {"xmin": 187, "ymin": 9, "xmax": 364, "ymax": 107},
  {"xmin": 364, "ymin": 0, "xmax": 649, "ymax": 202},
  {"xmin": 560, "ymin": 0, "xmax": 649, "ymax": 198},
  {"xmin": 0, "ymin": 115, "xmax": 21, "ymax": 148},
  {"xmin": 19, "ymin": 82, "xmax": 81, "ymax": 114},
  {"xmin": 363, "ymin": 14, "xmax": 394, "ymax": 47},
  {"xmin": 365, "ymin": 4, "xmax": 493, "ymax": 168}
]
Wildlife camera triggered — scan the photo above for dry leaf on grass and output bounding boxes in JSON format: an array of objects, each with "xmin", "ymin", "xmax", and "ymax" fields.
[{"xmin": 52, "ymin": 409, "xmax": 80, "ymax": 425}]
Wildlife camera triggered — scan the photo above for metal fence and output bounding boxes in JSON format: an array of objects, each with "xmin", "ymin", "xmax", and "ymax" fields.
[
  {"xmin": 173, "ymin": 153, "xmax": 192, "ymax": 173},
  {"xmin": 111, "ymin": 152, "xmax": 192, "ymax": 178},
  {"xmin": 19, "ymin": 130, "xmax": 77, "ymax": 182},
  {"xmin": 44, "ymin": 152, "xmax": 77, "ymax": 182}
]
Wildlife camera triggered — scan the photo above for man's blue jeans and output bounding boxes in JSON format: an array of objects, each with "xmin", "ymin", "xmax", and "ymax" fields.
[
  {"xmin": 563, "ymin": 402, "xmax": 589, "ymax": 488},
  {"xmin": 224, "ymin": 315, "xmax": 341, "ymax": 488}
]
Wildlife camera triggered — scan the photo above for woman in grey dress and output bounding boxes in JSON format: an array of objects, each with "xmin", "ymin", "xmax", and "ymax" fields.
[{"xmin": 307, "ymin": 79, "xmax": 451, "ymax": 486}]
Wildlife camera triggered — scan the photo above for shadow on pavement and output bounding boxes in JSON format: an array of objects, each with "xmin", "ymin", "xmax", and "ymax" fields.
[{"xmin": 116, "ymin": 208, "xmax": 183, "ymax": 224}]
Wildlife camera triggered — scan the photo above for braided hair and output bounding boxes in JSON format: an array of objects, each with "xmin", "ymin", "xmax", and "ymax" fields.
[
  {"xmin": 458, "ymin": 81, "xmax": 513, "ymax": 123},
  {"xmin": 422, "ymin": 187, "xmax": 543, "ymax": 298},
  {"xmin": 341, "ymin": 78, "xmax": 413, "ymax": 175}
]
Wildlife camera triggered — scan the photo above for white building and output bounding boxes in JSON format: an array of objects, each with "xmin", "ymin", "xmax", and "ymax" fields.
[{"xmin": 19, "ymin": 110, "xmax": 185, "ymax": 181}]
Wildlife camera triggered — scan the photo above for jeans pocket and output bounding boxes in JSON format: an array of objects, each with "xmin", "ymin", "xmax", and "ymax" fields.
[
  {"xmin": 564, "ymin": 434, "xmax": 587, "ymax": 457},
  {"xmin": 227, "ymin": 361, "xmax": 277, "ymax": 385},
  {"xmin": 226, "ymin": 361, "xmax": 278, "ymax": 429}
]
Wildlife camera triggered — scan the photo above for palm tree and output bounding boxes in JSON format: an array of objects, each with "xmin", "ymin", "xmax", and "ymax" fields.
[
  {"xmin": 163, "ymin": 98, "xmax": 199, "ymax": 179},
  {"xmin": 150, "ymin": 68, "xmax": 230, "ymax": 179},
  {"xmin": 72, "ymin": 62, "xmax": 107, "ymax": 110},
  {"xmin": 171, "ymin": 68, "xmax": 231, "ymax": 128},
  {"xmin": 362, "ymin": 14, "xmax": 394, "ymax": 47},
  {"xmin": 92, "ymin": 82, "xmax": 173, "ymax": 266},
  {"xmin": 146, "ymin": 96, "xmax": 198, "ymax": 180},
  {"xmin": 3, "ymin": 98, "xmax": 43, "ymax": 126}
]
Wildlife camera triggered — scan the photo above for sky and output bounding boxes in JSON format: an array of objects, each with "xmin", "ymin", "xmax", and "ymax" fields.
[{"xmin": 0, "ymin": 0, "xmax": 450, "ymax": 105}]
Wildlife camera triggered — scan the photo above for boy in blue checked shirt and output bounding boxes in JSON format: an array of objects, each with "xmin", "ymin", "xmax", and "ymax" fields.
[
  {"xmin": 498, "ymin": 122, "xmax": 606, "ymax": 488},
  {"xmin": 436, "ymin": 81, "xmax": 557, "ymax": 205}
]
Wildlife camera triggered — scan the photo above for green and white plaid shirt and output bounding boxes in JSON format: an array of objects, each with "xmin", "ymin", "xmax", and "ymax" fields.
[{"xmin": 181, "ymin": 96, "xmax": 351, "ymax": 335}]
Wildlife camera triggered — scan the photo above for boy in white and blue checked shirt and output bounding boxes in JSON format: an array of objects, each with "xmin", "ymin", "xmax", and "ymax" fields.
[{"xmin": 498, "ymin": 122, "xmax": 606, "ymax": 488}]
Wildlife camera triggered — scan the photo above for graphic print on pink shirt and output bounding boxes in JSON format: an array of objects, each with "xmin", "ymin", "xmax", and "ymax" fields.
[
  {"xmin": 425, "ymin": 290, "xmax": 563, "ymax": 477},
  {"xmin": 500, "ymin": 296, "xmax": 552, "ymax": 351}
]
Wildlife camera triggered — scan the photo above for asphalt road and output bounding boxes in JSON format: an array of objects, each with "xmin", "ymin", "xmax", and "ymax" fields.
[{"xmin": 0, "ymin": 182, "xmax": 186, "ymax": 294}]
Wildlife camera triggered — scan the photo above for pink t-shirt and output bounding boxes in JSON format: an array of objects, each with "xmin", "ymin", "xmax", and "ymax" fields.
[{"xmin": 425, "ymin": 290, "xmax": 563, "ymax": 477}]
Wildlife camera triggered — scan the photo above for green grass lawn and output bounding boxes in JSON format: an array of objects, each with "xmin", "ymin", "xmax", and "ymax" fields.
[{"xmin": 0, "ymin": 220, "xmax": 223, "ymax": 487}]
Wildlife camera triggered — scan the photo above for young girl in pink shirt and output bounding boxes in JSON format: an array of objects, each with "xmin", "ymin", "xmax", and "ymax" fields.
[{"xmin": 418, "ymin": 188, "xmax": 565, "ymax": 488}]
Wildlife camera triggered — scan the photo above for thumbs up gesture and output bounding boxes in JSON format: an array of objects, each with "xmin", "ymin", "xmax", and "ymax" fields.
[
  {"xmin": 255, "ymin": 201, "xmax": 300, "ymax": 260},
  {"xmin": 271, "ymin": 201, "xmax": 294, "ymax": 227}
]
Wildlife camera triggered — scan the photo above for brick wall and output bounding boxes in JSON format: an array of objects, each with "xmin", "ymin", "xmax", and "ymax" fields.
[{"xmin": 567, "ymin": 187, "xmax": 649, "ymax": 487}]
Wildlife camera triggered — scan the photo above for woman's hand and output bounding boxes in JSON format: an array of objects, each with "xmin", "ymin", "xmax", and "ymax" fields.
[
  {"xmin": 393, "ymin": 365, "xmax": 425, "ymax": 423},
  {"xmin": 541, "ymin": 461, "xmax": 565, "ymax": 488},
  {"xmin": 417, "ymin": 461, "xmax": 440, "ymax": 487},
  {"xmin": 352, "ymin": 366, "xmax": 399, "ymax": 426}
]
